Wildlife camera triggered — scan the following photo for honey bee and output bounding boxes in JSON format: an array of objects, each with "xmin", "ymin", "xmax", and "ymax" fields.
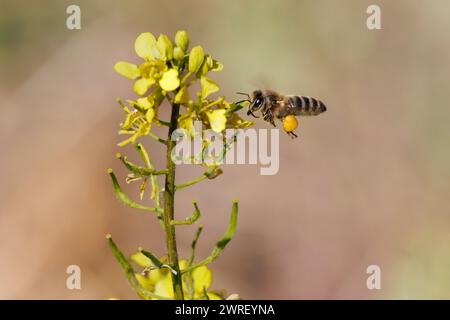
[{"xmin": 236, "ymin": 90, "xmax": 326, "ymax": 138}]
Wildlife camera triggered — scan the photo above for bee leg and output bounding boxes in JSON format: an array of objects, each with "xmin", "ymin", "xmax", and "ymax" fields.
[
  {"xmin": 287, "ymin": 131, "xmax": 298, "ymax": 139},
  {"xmin": 263, "ymin": 110, "xmax": 276, "ymax": 127},
  {"xmin": 270, "ymin": 118, "xmax": 276, "ymax": 127},
  {"xmin": 263, "ymin": 113, "xmax": 275, "ymax": 126},
  {"xmin": 268, "ymin": 117, "xmax": 276, "ymax": 127}
]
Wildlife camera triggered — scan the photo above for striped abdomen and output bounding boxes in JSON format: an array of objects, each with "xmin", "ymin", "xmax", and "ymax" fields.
[{"xmin": 287, "ymin": 95, "xmax": 326, "ymax": 116}]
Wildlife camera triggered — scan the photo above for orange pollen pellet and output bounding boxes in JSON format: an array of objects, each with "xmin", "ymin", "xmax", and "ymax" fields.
[{"xmin": 282, "ymin": 115, "xmax": 298, "ymax": 132}]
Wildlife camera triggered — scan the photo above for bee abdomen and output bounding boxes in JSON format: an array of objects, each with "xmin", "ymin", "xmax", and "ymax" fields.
[{"xmin": 288, "ymin": 96, "xmax": 326, "ymax": 116}]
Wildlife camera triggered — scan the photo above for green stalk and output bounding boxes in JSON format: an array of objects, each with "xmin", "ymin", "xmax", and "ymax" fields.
[{"xmin": 163, "ymin": 101, "xmax": 184, "ymax": 300}]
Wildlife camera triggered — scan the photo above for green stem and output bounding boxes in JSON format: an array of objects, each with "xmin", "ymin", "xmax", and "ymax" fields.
[
  {"xmin": 163, "ymin": 101, "xmax": 184, "ymax": 300},
  {"xmin": 148, "ymin": 131, "xmax": 167, "ymax": 145},
  {"xmin": 175, "ymin": 166, "xmax": 221, "ymax": 190}
]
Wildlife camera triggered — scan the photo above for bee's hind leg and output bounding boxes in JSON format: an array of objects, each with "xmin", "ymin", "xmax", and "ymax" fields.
[
  {"xmin": 270, "ymin": 118, "xmax": 276, "ymax": 127},
  {"xmin": 287, "ymin": 131, "xmax": 298, "ymax": 139}
]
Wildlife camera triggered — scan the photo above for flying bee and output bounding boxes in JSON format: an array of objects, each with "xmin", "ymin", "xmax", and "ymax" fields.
[{"xmin": 236, "ymin": 90, "xmax": 326, "ymax": 138}]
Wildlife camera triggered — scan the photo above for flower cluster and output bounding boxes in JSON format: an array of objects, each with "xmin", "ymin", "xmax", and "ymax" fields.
[{"xmin": 113, "ymin": 31, "xmax": 252, "ymax": 147}]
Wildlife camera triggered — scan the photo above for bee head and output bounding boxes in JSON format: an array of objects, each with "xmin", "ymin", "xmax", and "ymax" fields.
[{"xmin": 247, "ymin": 90, "xmax": 264, "ymax": 118}]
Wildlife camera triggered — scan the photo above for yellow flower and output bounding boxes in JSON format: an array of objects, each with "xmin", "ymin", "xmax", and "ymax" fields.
[{"xmin": 115, "ymin": 33, "xmax": 171, "ymax": 96}]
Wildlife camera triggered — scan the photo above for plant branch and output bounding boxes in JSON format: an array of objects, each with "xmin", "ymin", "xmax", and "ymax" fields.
[
  {"xmin": 185, "ymin": 224, "xmax": 203, "ymax": 299},
  {"xmin": 175, "ymin": 166, "xmax": 222, "ymax": 190},
  {"xmin": 134, "ymin": 143, "xmax": 165, "ymax": 227},
  {"xmin": 170, "ymin": 201, "xmax": 201, "ymax": 225},
  {"xmin": 108, "ymin": 169, "xmax": 163, "ymax": 214},
  {"xmin": 148, "ymin": 131, "xmax": 167, "ymax": 145},
  {"xmin": 116, "ymin": 153, "xmax": 168, "ymax": 177},
  {"xmin": 182, "ymin": 200, "xmax": 238, "ymax": 274}
]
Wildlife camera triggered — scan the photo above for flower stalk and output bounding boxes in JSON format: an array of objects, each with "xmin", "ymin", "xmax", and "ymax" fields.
[{"xmin": 162, "ymin": 101, "xmax": 184, "ymax": 299}]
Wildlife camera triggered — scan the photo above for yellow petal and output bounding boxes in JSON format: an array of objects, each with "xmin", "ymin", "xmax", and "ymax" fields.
[
  {"xmin": 148, "ymin": 269, "xmax": 164, "ymax": 285},
  {"xmin": 114, "ymin": 61, "xmax": 140, "ymax": 79},
  {"xmin": 207, "ymin": 292, "xmax": 222, "ymax": 300},
  {"xmin": 135, "ymin": 273, "xmax": 153, "ymax": 290},
  {"xmin": 154, "ymin": 273, "xmax": 174, "ymax": 298},
  {"xmin": 145, "ymin": 108, "xmax": 155, "ymax": 123},
  {"xmin": 192, "ymin": 265, "xmax": 212, "ymax": 293},
  {"xmin": 136, "ymin": 97, "xmax": 152, "ymax": 110},
  {"xmin": 206, "ymin": 109, "xmax": 227, "ymax": 133},
  {"xmin": 200, "ymin": 76, "xmax": 219, "ymax": 99},
  {"xmin": 178, "ymin": 260, "xmax": 188, "ymax": 272},
  {"xmin": 174, "ymin": 86, "xmax": 189, "ymax": 104},
  {"xmin": 130, "ymin": 252, "xmax": 152, "ymax": 268},
  {"xmin": 134, "ymin": 78, "xmax": 154, "ymax": 96},
  {"xmin": 135, "ymin": 32, "xmax": 156, "ymax": 59},
  {"xmin": 156, "ymin": 34, "xmax": 174, "ymax": 60},
  {"xmin": 159, "ymin": 69, "xmax": 180, "ymax": 92},
  {"xmin": 179, "ymin": 116, "xmax": 194, "ymax": 136}
]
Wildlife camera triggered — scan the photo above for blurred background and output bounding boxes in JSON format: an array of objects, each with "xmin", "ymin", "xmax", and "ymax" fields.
[{"xmin": 1, "ymin": 0, "xmax": 450, "ymax": 299}]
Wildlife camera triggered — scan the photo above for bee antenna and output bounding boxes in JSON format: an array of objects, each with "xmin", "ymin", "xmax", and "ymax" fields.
[{"xmin": 236, "ymin": 92, "xmax": 251, "ymax": 100}]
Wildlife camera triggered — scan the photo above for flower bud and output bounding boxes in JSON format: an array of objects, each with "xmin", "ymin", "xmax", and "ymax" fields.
[{"xmin": 175, "ymin": 30, "xmax": 189, "ymax": 52}]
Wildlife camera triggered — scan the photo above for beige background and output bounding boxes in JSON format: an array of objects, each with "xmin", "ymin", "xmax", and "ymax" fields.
[{"xmin": 1, "ymin": 0, "xmax": 450, "ymax": 299}]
